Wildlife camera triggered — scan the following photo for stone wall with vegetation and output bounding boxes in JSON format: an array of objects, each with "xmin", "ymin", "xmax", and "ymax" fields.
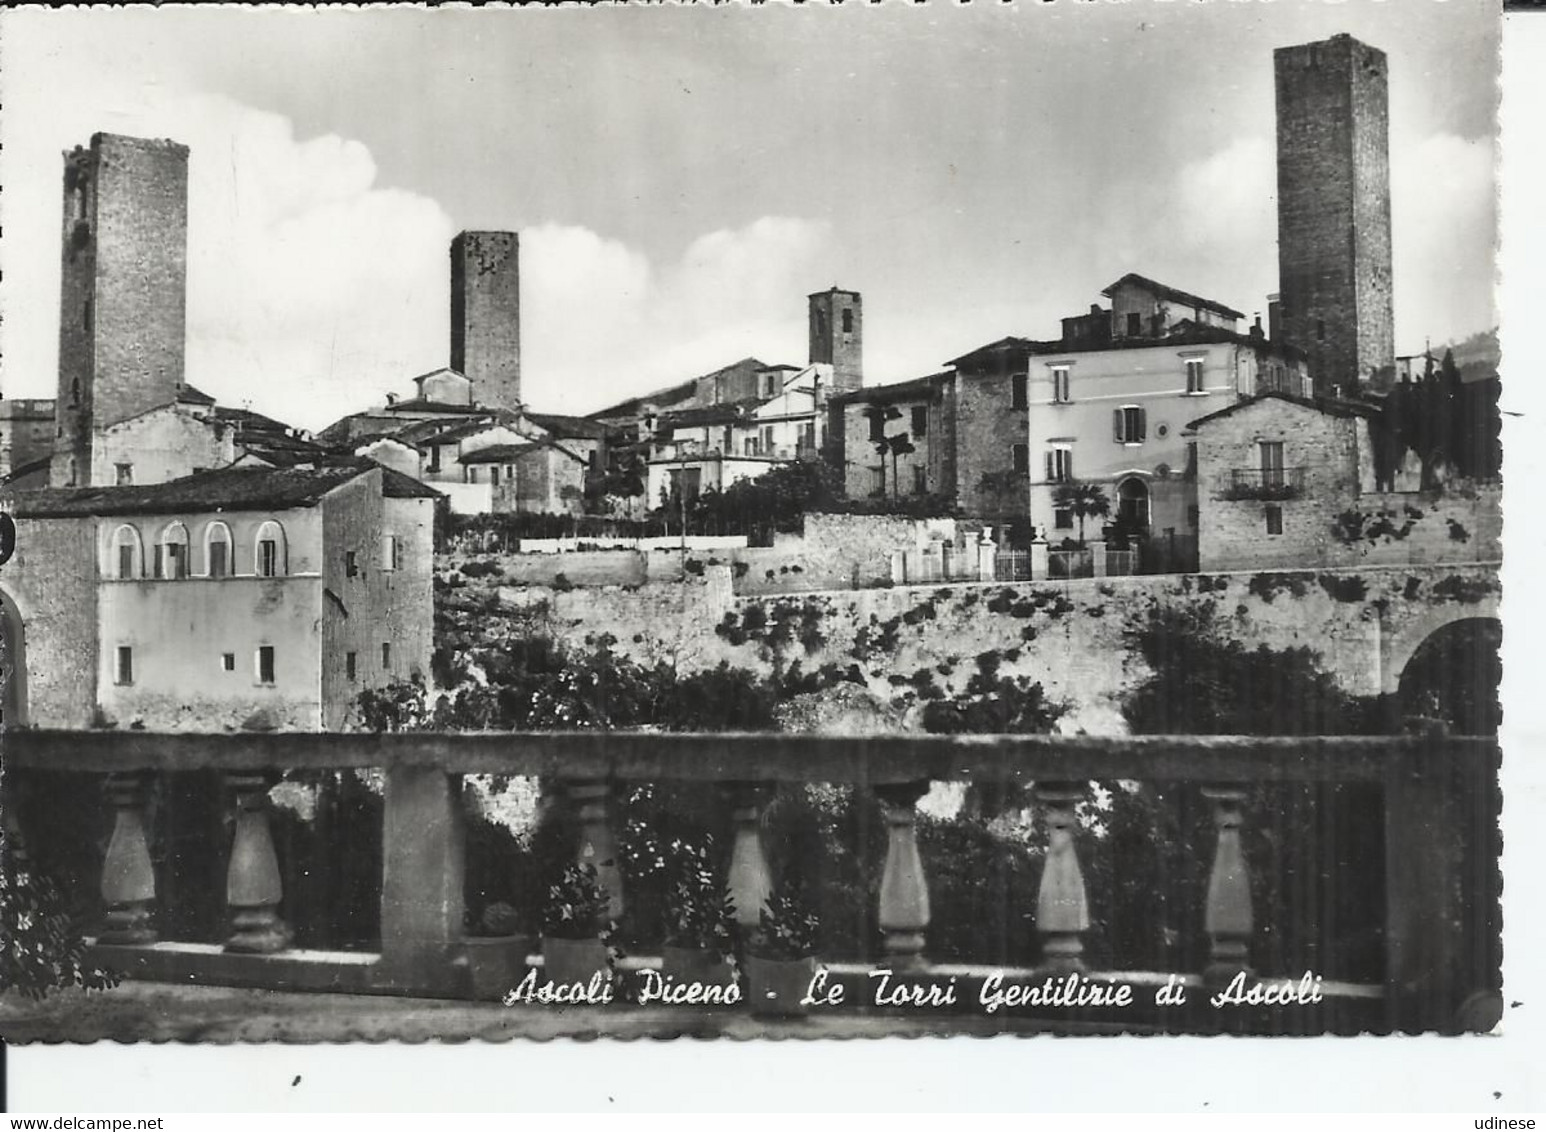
[{"xmin": 435, "ymin": 559, "xmax": 1500, "ymax": 735}]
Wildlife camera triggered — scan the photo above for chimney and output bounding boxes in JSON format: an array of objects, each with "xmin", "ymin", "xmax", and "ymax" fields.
[
  {"xmin": 1250, "ymin": 314, "xmax": 1264, "ymax": 340},
  {"xmin": 1267, "ymin": 293, "xmax": 1282, "ymax": 342}
]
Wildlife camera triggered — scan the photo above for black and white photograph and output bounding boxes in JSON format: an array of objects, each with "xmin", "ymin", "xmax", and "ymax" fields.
[{"xmin": 0, "ymin": 0, "xmax": 1523, "ymax": 1101}]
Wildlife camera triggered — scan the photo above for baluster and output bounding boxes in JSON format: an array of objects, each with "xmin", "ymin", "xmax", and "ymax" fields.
[
  {"xmin": 100, "ymin": 772, "xmax": 157, "ymax": 945},
  {"xmin": 1202, "ymin": 785, "xmax": 1253, "ymax": 983},
  {"xmin": 225, "ymin": 772, "xmax": 288, "ymax": 953},
  {"xmin": 726, "ymin": 783, "xmax": 773, "ymax": 934},
  {"xmin": 1035, "ymin": 782, "xmax": 1089, "ymax": 972},
  {"xmin": 569, "ymin": 780, "xmax": 623, "ymax": 923},
  {"xmin": 876, "ymin": 781, "xmax": 932, "ymax": 971}
]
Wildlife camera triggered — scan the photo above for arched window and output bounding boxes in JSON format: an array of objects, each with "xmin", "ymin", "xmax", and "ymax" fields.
[
  {"xmin": 110, "ymin": 524, "xmax": 143, "ymax": 580},
  {"xmin": 156, "ymin": 521, "xmax": 190, "ymax": 580},
  {"xmin": 204, "ymin": 521, "xmax": 233, "ymax": 578},
  {"xmin": 255, "ymin": 520, "xmax": 286, "ymax": 578},
  {"xmin": 1116, "ymin": 477, "xmax": 1151, "ymax": 531}
]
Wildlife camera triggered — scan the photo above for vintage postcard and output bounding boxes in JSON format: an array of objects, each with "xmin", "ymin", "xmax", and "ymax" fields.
[{"xmin": 0, "ymin": 0, "xmax": 1507, "ymax": 1055}]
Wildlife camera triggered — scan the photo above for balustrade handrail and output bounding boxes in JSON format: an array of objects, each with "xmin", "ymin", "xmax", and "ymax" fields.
[
  {"xmin": 2, "ymin": 729, "xmax": 1491, "ymax": 782},
  {"xmin": 4, "ymin": 728, "xmax": 1499, "ymax": 1032}
]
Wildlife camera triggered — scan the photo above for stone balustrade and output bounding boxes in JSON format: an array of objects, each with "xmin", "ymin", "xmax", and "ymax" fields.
[{"xmin": 4, "ymin": 729, "xmax": 1499, "ymax": 1033}]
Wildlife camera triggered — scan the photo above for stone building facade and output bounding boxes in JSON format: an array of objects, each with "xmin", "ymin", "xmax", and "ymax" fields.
[
  {"xmin": 1275, "ymin": 33, "xmax": 1395, "ymax": 393},
  {"xmin": 3, "ymin": 461, "xmax": 435, "ymax": 731},
  {"xmin": 1188, "ymin": 393, "xmax": 1376, "ymax": 571},
  {"xmin": 53, "ymin": 133, "xmax": 190, "ymax": 487},
  {"xmin": 808, "ymin": 287, "xmax": 863, "ymax": 394},
  {"xmin": 0, "ymin": 399, "xmax": 56, "ymax": 481},
  {"xmin": 450, "ymin": 231, "xmax": 522, "ymax": 413},
  {"xmin": 828, "ymin": 373, "xmax": 953, "ymax": 502}
]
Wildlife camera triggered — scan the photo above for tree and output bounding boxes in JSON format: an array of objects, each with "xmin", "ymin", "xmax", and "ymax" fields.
[
  {"xmin": 863, "ymin": 404, "xmax": 904, "ymax": 498},
  {"xmin": 884, "ymin": 433, "xmax": 917, "ymax": 500},
  {"xmin": 1051, "ymin": 480, "xmax": 1110, "ymax": 545}
]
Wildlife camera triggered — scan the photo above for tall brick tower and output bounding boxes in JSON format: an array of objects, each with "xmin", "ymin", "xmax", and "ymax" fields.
[
  {"xmin": 1274, "ymin": 33, "xmax": 1395, "ymax": 394},
  {"xmin": 808, "ymin": 287, "xmax": 863, "ymax": 394},
  {"xmin": 450, "ymin": 231, "xmax": 521, "ymax": 411},
  {"xmin": 53, "ymin": 133, "xmax": 189, "ymax": 487}
]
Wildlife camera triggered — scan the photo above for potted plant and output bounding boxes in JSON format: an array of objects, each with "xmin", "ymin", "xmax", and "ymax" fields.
[
  {"xmin": 463, "ymin": 901, "xmax": 531, "ymax": 1002},
  {"xmin": 660, "ymin": 839, "xmax": 738, "ymax": 991},
  {"xmin": 540, "ymin": 862, "xmax": 613, "ymax": 991},
  {"xmin": 743, "ymin": 887, "xmax": 820, "ymax": 1017}
]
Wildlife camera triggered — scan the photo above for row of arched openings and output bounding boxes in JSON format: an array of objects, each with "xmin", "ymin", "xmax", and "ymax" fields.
[{"xmin": 109, "ymin": 520, "xmax": 288, "ymax": 580}]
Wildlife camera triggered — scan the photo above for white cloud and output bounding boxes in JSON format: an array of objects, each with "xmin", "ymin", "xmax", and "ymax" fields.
[
  {"xmin": 1390, "ymin": 131, "xmax": 1497, "ymax": 351},
  {"xmin": 1, "ymin": 86, "xmax": 456, "ymax": 432},
  {"xmin": 520, "ymin": 216, "xmax": 832, "ymax": 417},
  {"xmin": 0, "ymin": 75, "xmax": 836, "ymax": 430}
]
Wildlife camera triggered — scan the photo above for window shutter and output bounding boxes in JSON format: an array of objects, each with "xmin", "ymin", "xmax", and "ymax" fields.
[
  {"xmin": 1045, "ymin": 450, "xmax": 1054, "ymax": 481},
  {"xmin": 1137, "ymin": 407, "xmax": 1148, "ymax": 441},
  {"xmin": 1113, "ymin": 408, "xmax": 1124, "ymax": 443}
]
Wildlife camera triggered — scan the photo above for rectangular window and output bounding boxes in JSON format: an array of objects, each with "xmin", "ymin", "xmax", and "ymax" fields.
[
  {"xmin": 118, "ymin": 544, "xmax": 134, "ymax": 580},
  {"xmin": 1316, "ymin": 319, "xmax": 1326, "ymax": 342},
  {"xmin": 346, "ymin": 652, "xmax": 357, "ymax": 681},
  {"xmin": 257, "ymin": 646, "xmax": 275, "ymax": 685},
  {"xmin": 1047, "ymin": 446, "xmax": 1074, "ymax": 483},
  {"xmin": 1011, "ymin": 374, "xmax": 1029, "ymax": 410},
  {"xmin": 1114, "ymin": 406, "xmax": 1147, "ymax": 444},
  {"xmin": 345, "ymin": 550, "xmax": 358, "ymax": 578},
  {"xmin": 1012, "ymin": 443, "xmax": 1030, "ymax": 474},
  {"xmin": 115, "ymin": 463, "xmax": 133, "ymax": 486},
  {"xmin": 167, "ymin": 543, "xmax": 187, "ymax": 579},
  {"xmin": 1185, "ymin": 358, "xmax": 1206, "ymax": 394},
  {"xmin": 221, "ymin": 653, "xmax": 235, "ymax": 672},
  {"xmin": 381, "ymin": 642, "xmax": 392, "ymax": 670},
  {"xmin": 912, "ymin": 465, "xmax": 927, "ymax": 494},
  {"xmin": 153, "ymin": 544, "xmax": 164, "ymax": 578},
  {"xmin": 258, "ymin": 540, "xmax": 278, "ymax": 578},
  {"xmin": 1054, "ymin": 505, "xmax": 1074, "ymax": 531},
  {"xmin": 383, "ymin": 535, "xmax": 400, "ymax": 572},
  {"xmin": 870, "ymin": 466, "xmax": 885, "ymax": 496},
  {"xmin": 761, "ymin": 425, "xmax": 775, "ymax": 453},
  {"xmin": 1187, "ymin": 505, "xmax": 1200, "ymax": 529},
  {"xmin": 1265, "ymin": 505, "xmax": 1284, "ymax": 536},
  {"xmin": 911, "ymin": 406, "xmax": 928, "ymax": 437},
  {"xmin": 115, "ymin": 646, "xmax": 134, "ymax": 686},
  {"xmin": 428, "ymin": 446, "xmax": 441, "ymax": 473},
  {"xmin": 209, "ymin": 541, "xmax": 228, "ymax": 578},
  {"xmin": 1260, "ymin": 440, "xmax": 1285, "ymax": 487},
  {"xmin": 842, "ymin": 308, "xmax": 853, "ymax": 334},
  {"xmin": 1051, "ymin": 367, "xmax": 1071, "ymax": 404},
  {"xmin": 1127, "ymin": 312, "xmax": 1142, "ymax": 337}
]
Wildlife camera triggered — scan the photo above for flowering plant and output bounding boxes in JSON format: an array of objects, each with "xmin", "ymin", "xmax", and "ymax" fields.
[
  {"xmin": 541, "ymin": 862, "xmax": 612, "ymax": 941},
  {"xmin": 661, "ymin": 838, "xmax": 737, "ymax": 956},
  {"xmin": 748, "ymin": 886, "xmax": 819, "ymax": 961},
  {"xmin": 0, "ymin": 842, "xmax": 118, "ymax": 999}
]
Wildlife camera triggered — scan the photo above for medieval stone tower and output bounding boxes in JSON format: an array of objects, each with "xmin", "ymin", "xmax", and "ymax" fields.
[
  {"xmin": 1274, "ymin": 33, "xmax": 1395, "ymax": 394},
  {"xmin": 808, "ymin": 287, "xmax": 863, "ymax": 394},
  {"xmin": 53, "ymin": 133, "xmax": 189, "ymax": 487},
  {"xmin": 450, "ymin": 231, "xmax": 521, "ymax": 412}
]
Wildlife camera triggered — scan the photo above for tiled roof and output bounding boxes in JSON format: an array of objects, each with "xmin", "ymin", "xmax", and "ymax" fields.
[
  {"xmin": 525, "ymin": 412, "xmax": 609, "ymax": 440},
  {"xmin": 828, "ymin": 373, "xmax": 949, "ymax": 406},
  {"xmin": 1101, "ymin": 273, "xmax": 1245, "ymax": 320},
  {"xmin": 457, "ymin": 443, "xmax": 533, "ymax": 465},
  {"xmin": 587, "ymin": 356, "xmax": 782, "ymax": 422},
  {"xmin": 6, "ymin": 458, "xmax": 437, "ymax": 518},
  {"xmin": 947, "ymin": 322, "xmax": 1299, "ymax": 371},
  {"xmin": 1185, "ymin": 392, "xmax": 1375, "ymax": 431},
  {"xmin": 176, "ymin": 384, "xmax": 218, "ymax": 406}
]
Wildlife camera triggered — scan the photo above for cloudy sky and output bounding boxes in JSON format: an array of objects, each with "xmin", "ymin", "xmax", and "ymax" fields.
[{"xmin": 0, "ymin": 1, "xmax": 1498, "ymax": 432}]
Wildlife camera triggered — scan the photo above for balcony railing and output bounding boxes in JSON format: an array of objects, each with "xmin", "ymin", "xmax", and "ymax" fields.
[
  {"xmin": 3, "ymin": 730, "xmax": 1499, "ymax": 1035},
  {"xmin": 1219, "ymin": 467, "xmax": 1306, "ymax": 501}
]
